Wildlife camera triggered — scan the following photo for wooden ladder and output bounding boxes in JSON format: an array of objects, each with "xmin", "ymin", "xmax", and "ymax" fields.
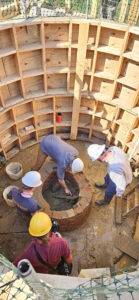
[{"xmin": 115, "ymin": 183, "xmax": 139, "ymax": 224}]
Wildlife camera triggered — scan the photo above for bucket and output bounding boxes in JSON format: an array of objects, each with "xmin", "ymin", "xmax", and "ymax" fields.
[
  {"xmin": 6, "ymin": 162, "xmax": 23, "ymax": 180},
  {"xmin": 3, "ymin": 186, "xmax": 17, "ymax": 207}
]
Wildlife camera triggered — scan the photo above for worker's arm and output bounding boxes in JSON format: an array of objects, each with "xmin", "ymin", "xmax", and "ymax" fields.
[
  {"xmin": 58, "ymin": 179, "xmax": 72, "ymax": 195},
  {"xmin": 65, "ymin": 253, "xmax": 72, "ymax": 264}
]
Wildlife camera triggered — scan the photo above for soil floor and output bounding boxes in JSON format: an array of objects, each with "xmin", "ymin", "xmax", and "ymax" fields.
[{"xmin": 0, "ymin": 139, "xmax": 138, "ymax": 275}]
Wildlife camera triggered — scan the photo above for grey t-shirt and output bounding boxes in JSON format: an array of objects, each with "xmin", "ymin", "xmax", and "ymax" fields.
[{"xmin": 40, "ymin": 135, "xmax": 78, "ymax": 180}]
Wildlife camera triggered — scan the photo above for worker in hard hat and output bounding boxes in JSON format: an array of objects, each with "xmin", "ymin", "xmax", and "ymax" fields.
[
  {"xmin": 13, "ymin": 212, "xmax": 72, "ymax": 275},
  {"xmin": 32, "ymin": 134, "xmax": 84, "ymax": 195},
  {"xmin": 87, "ymin": 144, "xmax": 132, "ymax": 206},
  {"xmin": 12, "ymin": 171, "xmax": 42, "ymax": 215}
]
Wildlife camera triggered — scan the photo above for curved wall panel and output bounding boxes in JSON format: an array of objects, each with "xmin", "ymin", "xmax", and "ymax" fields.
[{"xmin": 0, "ymin": 19, "xmax": 138, "ymax": 161}]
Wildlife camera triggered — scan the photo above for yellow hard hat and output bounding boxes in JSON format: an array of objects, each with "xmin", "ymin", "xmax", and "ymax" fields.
[{"xmin": 29, "ymin": 212, "xmax": 52, "ymax": 237}]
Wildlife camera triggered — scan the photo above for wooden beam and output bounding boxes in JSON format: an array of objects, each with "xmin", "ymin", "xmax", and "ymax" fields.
[
  {"xmin": 91, "ymin": 0, "xmax": 98, "ymax": 18},
  {"xmin": 115, "ymin": 196, "xmax": 122, "ymax": 224},
  {"xmin": 128, "ymin": 0, "xmax": 139, "ymax": 25},
  {"xmin": 119, "ymin": 0, "xmax": 130, "ymax": 23},
  {"xmin": 70, "ymin": 22, "xmax": 89, "ymax": 140},
  {"xmin": 114, "ymin": 233, "xmax": 139, "ymax": 260},
  {"xmin": 41, "ymin": 22, "xmax": 47, "ymax": 94}
]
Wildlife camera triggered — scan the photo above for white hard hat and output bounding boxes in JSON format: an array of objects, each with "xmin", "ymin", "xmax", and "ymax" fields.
[
  {"xmin": 22, "ymin": 171, "xmax": 42, "ymax": 188},
  {"xmin": 87, "ymin": 144, "xmax": 106, "ymax": 162},
  {"xmin": 72, "ymin": 158, "xmax": 84, "ymax": 173}
]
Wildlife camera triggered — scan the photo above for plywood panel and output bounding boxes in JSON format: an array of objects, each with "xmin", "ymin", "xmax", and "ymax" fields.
[
  {"xmin": 95, "ymin": 53, "xmax": 119, "ymax": 75},
  {"xmin": 46, "ymin": 48, "xmax": 68, "ymax": 68},
  {"xmin": 55, "ymin": 96, "xmax": 73, "ymax": 111},
  {"xmin": 0, "ymin": 28, "xmax": 13, "ymax": 49},
  {"xmin": 81, "ymin": 97, "xmax": 95, "ymax": 111},
  {"xmin": 14, "ymin": 102, "xmax": 33, "ymax": 120},
  {"xmin": 24, "ymin": 76, "xmax": 44, "ymax": 94},
  {"xmin": 114, "ymin": 84, "xmax": 137, "ymax": 108},
  {"xmin": 35, "ymin": 98, "xmax": 53, "ymax": 114},
  {"xmin": 70, "ymin": 48, "xmax": 77, "ymax": 68},
  {"xmin": 82, "ymin": 75, "xmax": 91, "ymax": 91},
  {"xmin": 127, "ymin": 33, "xmax": 139, "ymax": 54},
  {"xmin": 72, "ymin": 24, "xmax": 79, "ymax": 43},
  {"xmin": 44, "ymin": 23, "xmax": 69, "ymax": 42},
  {"xmin": 99, "ymin": 28, "xmax": 125, "ymax": 49},
  {"xmin": 85, "ymin": 50, "xmax": 94, "ymax": 71},
  {"xmin": 69, "ymin": 73, "xmax": 75, "ymax": 89},
  {"xmin": 93, "ymin": 78, "xmax": 114, "ymax": 96},
  {"xmin": 16, "ymin": 25, "xmax": 41, "ymax": 47},
  {"xmin": 120, "ymin": 59, "xmax": 139, "ymax": 85},
  {"xmin": 47, "ymin": 74, "xmax": 67, "ymax": 89},
  {"xmin": 20, "ymin": 50, "xmax": 42, "ymax": 72},
  {"xmin": 88, "ymin": 25, "xmax": 97, "ymax": 45}
]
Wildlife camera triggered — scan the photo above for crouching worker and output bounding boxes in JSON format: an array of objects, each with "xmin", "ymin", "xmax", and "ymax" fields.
[
  {"xmin": 13, "ymin": 212, "xmax": 72, "ymax": 275},
  {"xmin": 87, "ymin": 144, "xmax": 132, "ymax": 206},
  {"xmin": 12, "ymin": 171, "xmax": 42, "ymax": 216},
  {"xmin": 32, "ymin": 134, "xmax": 84, "ymax": 195}
]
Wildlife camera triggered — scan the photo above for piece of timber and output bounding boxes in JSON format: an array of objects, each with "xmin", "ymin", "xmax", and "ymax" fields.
[
  {"xmin": 114, "ymin": 234, "xmax": 139, "ymax": 260},
  {"xmin": 115, "ymin": 196, "xmax": 122, "ymax": 224}
]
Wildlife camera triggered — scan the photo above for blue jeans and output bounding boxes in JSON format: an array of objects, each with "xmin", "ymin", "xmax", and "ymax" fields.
[{"xmin": 104, "ymin": 174, "xmax": 116, "ymax": 201}]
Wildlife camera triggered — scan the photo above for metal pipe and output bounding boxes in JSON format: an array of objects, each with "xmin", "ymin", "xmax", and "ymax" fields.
[
  {"xmin": 17, "ymin": 259, "xmax": 50, "ymax": 300},
  {"xmin": 86, "ymin": 0, "xmax": 89, "ymax": 19}
]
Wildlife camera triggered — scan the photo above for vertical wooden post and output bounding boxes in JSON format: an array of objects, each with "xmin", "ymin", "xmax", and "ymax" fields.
[
  {"xmin": 41, "ymin": 22, "xmax": 47, "ymax": 94},
  {"xmin": 67, "ymin": 20, "xmax": 72, "ymax": 92},
  {"xmin": 12, "ymin": 25, "xmax": 26, "ymax": 99},
  {"xmin": 91, "ymin": 0, "xmax": 98, "ymax": 18},
  {"xmin": 119, "ymin": 0, "xmax": 130, "ymax": 23},
  {"xmin": 65, "ymin": 0, "xmax": 71, "ymax": 11},
  {"xmin": 128, "ymin": 0, "xmax": 139, "ymax": 25},
  {"xmin": 70, "ymin": 22, "xmax": 89, "ymax": 140},
  {"xmin": 14, "ymin": 0, "xmax": 19, "ymax": 12}
]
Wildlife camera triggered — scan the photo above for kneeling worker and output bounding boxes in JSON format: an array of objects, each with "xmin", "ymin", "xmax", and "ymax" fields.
[
  {"xmin": 13, "ymin": 212, "xmax": 72, "ymax": 275},
  {"xmin": 88, "ymin": 144, "xmax": 132, "ymax": 206},
  {"xmin": 12, "ymin": 171, "xmax": 42, "ymax": 215},
  {"xmin": 32, "ymin": 134, "xmax": 84, "ymax": 195}
]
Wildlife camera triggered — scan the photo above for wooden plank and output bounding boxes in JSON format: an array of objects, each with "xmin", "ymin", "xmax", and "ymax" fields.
[
  {"xmin": 115, "ymin": 196, "xmax": 122, "ymax": 224},
  {"xmin": 67, "ymin": 20, "xmax": 72, "ymax": 92},
  {"xmin": 90, "ymin": 0, "xmax": 98, "ymax": 18},
  {"xmin": 70, "ymin": 22, "xmax": 89, "ymax": 139},
  {"xmin": 12, "ymin": 25, "xmax": 26, "ymax": 99},
  {"xmin": 128, "ymin": 0, "xmax": 139, "ymax": 25},
  {"xmin": 114, "ymin": 234, "xmax": 139, "ymax": 260},
  {"xmin": 89, "ymin": 25, "xmax": 101, "ymax": 92},
  {"xmin": 119, "ymin": 0, "xmax": 130, "ymax": 23},
  {"xmin": 41, "ymin": 22, "xmax": 47, "ymax": 94}
]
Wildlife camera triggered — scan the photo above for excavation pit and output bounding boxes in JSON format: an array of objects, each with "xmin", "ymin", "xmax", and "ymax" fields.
[
  {"xmin": 42, "ymin": 171, "xmax": 80, "ymax": 211},
  {"xmin": 42, "ymin": 171, "xmax": 93, "ymax": 231}
]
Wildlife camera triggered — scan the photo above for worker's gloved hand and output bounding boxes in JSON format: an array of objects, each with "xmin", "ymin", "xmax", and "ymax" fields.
[{"xmin": 65, "ymin": 188, "xmax": 72, "ymax": 196}]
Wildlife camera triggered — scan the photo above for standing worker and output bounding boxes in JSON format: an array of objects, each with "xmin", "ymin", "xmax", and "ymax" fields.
[
  {"xmin": 13, "ymin": 212, "xmax": 72, "ymax": 275},
  {"xmin": 87, "ymin": 144, "xmax": 132, "ymax": 206},
  {"xmin": 12, "ymin": 171, "xmax": 42, "ymax": 215},
  {"xmin": 32, "ymin": 134, "xmax": 84, "ymax": 195}
]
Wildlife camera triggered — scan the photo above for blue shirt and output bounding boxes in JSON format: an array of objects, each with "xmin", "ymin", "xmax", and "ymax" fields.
[
  {"xmin": 12, "ymin": 188, "xmax": 41, "ymax": 214},
  {"xmin": 40, "ymin": 135, "xmax": 78, "ymax": 180}
]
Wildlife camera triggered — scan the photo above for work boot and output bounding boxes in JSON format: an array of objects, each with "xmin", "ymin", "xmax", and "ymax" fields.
[
  {"xmin": 95, "ymin": 182, "xmax": 108, "ymax": 189},
  {"xmin": 95, "ymin": 196, "xmax": 110, "ymax": 206}
]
